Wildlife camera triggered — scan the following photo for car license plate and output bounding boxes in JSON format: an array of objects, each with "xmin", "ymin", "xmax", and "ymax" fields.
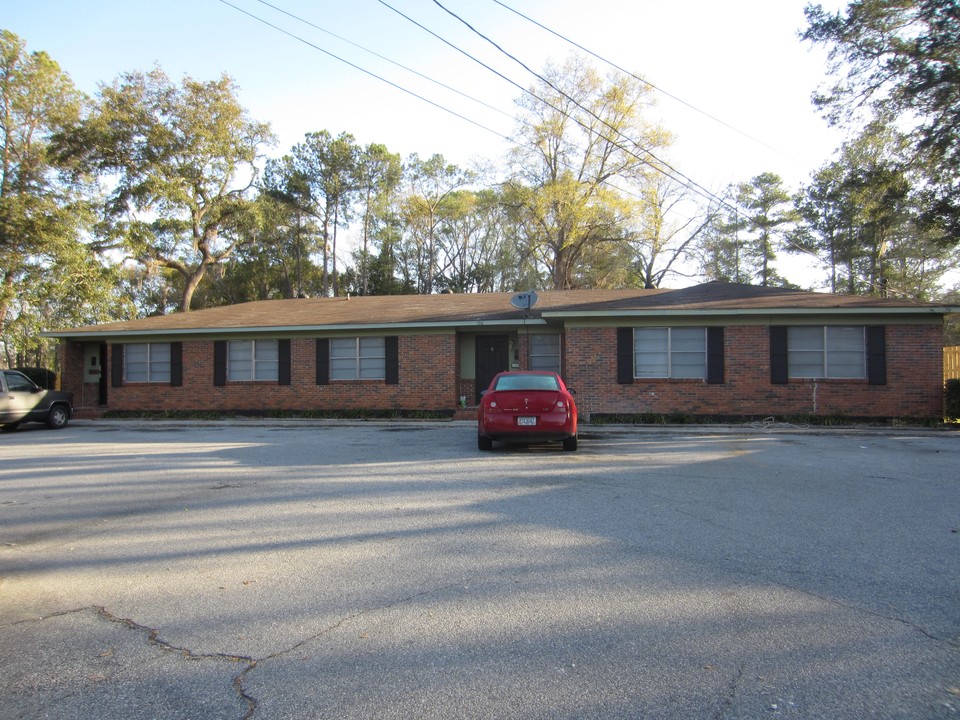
[{"xmin": 517, "ymin": 416, "xmax": 537, "ymax": 426}]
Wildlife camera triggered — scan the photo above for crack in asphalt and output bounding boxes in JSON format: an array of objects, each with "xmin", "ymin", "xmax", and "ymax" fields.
[
  {"xmin": 598, "ymin": 491, "xmax": 957, "ymax": 650},
  {"xmin": 712, "ymin": 662, "xmax": 745, "ymax": 720},
  {"xmin": 24, "ymin": 583, "xmax": 463, "ymax": 719},
  {"xmin": 229, "ymin": 582, "xmax": 461, "ymax": 718},
  {"xmin": 92, "ymin": 606, "xmax": 259, "ymax": 718},
  {"xmin": 768, "ymin": 585, "xmax": 959, "ymax": 649}
]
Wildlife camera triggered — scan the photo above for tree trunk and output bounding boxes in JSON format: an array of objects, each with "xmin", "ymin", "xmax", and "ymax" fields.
[{"xmin": 180, "ymin": 266, "xmax": 207, "ymax": 312}]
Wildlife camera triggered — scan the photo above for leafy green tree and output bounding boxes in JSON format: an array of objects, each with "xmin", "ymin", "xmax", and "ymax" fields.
[
  {"xmin": 731, "ymin": 173, "xmax": 798, "ymax": 287},
  {"xmin": 262, "ymin": 155, "xmax": 323, "ymax": 298},
  {"xmin": 4, "ymin": 238, "xmax": 126, "ymax": 367},
  {"xmin": 505, "ymin": 55, "xmax": 671, "ymax": 290},
  {"xmin": 797, "ymin": 123, "xmax": 956, "ymax": 298},
  {"xmin": 115, "ymin": 264, "xmax": 180, "ymax": 318},
  {"xmin": 285, "ymin": 131, "xmax": 360, "ymax": 296},
  {"xmin": 190, "ymin": 192, "xmax": 324, "ymax": 306},
  {"xmin": 355, "ymin": 143, "xmax": 402, "ymax": 295},
  {"xmin": 54, "ymin": 68, "xmax": 274, "ymax": 311},
  {"xmin": 803, "ymin": 0, "xmax": 960, "ymax": 237},
  {"xmin": 793, "ymin": 159, "xmax": 858, "ymax": 293},
  {"xmin": 433, "ymin": 188, "xmax": 515, "ymax": 293},
  {"xmin": 398, "ymin": 153, "xmax": 473, "ymax": 294},
  {"xmin": 345, "ymin": 223, "xmax": 412, "ymax": 296},
  {"xmin": 0, "ymin": 29, "xmax": 117, "ymax": 364},
  {"xmin": 698, "ymin": 193, "xmax": 749, "ymax": 284}
]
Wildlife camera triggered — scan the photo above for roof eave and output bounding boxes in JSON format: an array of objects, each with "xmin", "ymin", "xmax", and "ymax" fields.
[
  {"xmin": 545, "ymin": 306, "xmax": 960, "ymax": 318},
  {"xmin": 42, "ymin": 317, "xmax": 548, "ymax": 339}
]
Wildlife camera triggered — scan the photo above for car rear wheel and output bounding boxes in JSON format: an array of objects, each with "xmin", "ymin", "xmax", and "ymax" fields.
[
  {"xmin": 562, "ymin": 434, "xmax": 578, "ymax": 452},
  {"xmin": 47, "ymin": 405, "xmax": 70, "ymax": 429},
  {"xmin": 477, "ymin": 434, "xmax": 492, "ymax": 451}
]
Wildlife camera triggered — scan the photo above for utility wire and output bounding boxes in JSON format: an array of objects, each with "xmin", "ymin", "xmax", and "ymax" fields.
[
  {"xmin": 430, "ymin": 0, "xmax": 822, "ymax": 263},
  {"xmin": 373, "ymin": 0, "xmax": 532, "ymax": 103},
  {"xmin": 229, "ymin": 0, "xmax": 711, "ymax": 205},
  {"xmin": 376, "ymin": 0, "xmax": 721, "ymax": 207},
  {"xmin": 216, "ymin": 0, "xmax": 510, "ymax": 143},
  {"xmin": 373, "ymin": 0, "xmax": 686, "ymax": 207},
  {"xmin": 251, "ymin": 0, "xmax": 515, "ymax": 123},
  {"xmin": 219, "ymin": 0, "xmax": 818, "ymax": 268},
  {"xmin": 424, "ymin": 0, "xmax": 733, "ymax": 211},
  {"xmin": 218, "ymin": 0, "xmax": 650, "ymax": 205},
  {"xmin": 490, "ymin": 0, "xmax": 810, "ymax": 169}
]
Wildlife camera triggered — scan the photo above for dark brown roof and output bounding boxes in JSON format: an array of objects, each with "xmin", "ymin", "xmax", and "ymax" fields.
[
  {"xmin": 549, "ymin": 282, "xmax": 942, "ymax": 313},
  {"xmin": 46, "ymin": 282, "xmax": 954, "ymax": 338}
]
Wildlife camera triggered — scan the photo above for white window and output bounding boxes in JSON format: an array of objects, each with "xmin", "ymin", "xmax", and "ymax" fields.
[
  {"xmin": 125, "ymin": 343, "xmax": 171, "ymax": 383},
  {"xmin": 788, "ymin": 326, "xmax": 865, "ymax": 379},
  {"xmin": 529, "ymin": 334, "xmax": 561, "ymax": 372},
  {"xmin": 228, "ymin": 340, "xmax": 279, "ymax": 381},
  {"xmin": 330, "ymin": 337, "xmax": 386, "ymax": 380},
  {"xmin": 633, "ymin": 328, "xmax": 706, "ymax": 379}
]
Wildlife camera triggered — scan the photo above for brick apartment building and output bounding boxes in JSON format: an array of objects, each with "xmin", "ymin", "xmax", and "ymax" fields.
[{"xmin": 46, "ymin": 282, "xmax": 958, "ymax": 421}]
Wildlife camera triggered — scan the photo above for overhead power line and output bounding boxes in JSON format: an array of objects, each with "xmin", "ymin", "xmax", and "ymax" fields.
[
  {"xmin": 420, "ymin": 0, "xmax": 821, "ymax": 262},
  {"xmin": 251, "ymin": 0, "xmax": 515, "ymax": 123},
  {"xmin": 217, "ymin": 0, "xmax": 818, "ymax": 267},
  {"xmin": 217, "ymin": 0, "xmax": 648, "ymax": 205},
  {"xmin": 373, "ymin": 0, "xmax": 699, "ymax": 203},
  {"xmin": 422, "ymin": 0, "xmax": 732, "ymax": 211},
  {"xmin": 216, "ymin": 0, "xmax": 510, "ymax": 143},
  {"xmin": 489, "ymin": 0, "xmax": 810, "ymax": 169}
]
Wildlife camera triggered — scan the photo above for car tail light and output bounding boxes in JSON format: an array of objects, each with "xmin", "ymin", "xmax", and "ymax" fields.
[{"xmin": 556, "ymin": 401, "xmax": 565, "ymax": 409}]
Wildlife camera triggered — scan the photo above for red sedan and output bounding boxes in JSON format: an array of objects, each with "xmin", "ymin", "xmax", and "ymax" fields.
[{"xmin": 477, "ymin": 371, "xmax": 578, "ymax": 451}]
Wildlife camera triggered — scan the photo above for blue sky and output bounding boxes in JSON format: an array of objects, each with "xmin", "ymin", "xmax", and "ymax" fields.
[{"xmin": 9, "ymin": 0, "xmax": 848, "ymax": 188}]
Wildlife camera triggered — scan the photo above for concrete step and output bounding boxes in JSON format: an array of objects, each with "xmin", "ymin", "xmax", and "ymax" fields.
[{"xmin": 452, "ymin": 407, "xmax": 478, "ymax": 421}]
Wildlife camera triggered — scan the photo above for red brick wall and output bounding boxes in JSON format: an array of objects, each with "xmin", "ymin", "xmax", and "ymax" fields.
[
  {"xmin": 564, "ymin": 324, "xmax": 945, "ymax": 420},
  {"xmin": 59, "ymin": 323, "xmax": 945, "ymax": 420},
  {"xmin": 98, "ymin": 335, "xmax": 457, "ymax": 414},
  {"xmin": 58, "ymin": 341, "xmax": 103, "ymax": 412},
  {"xmin": 60, "ymin": 342, "xmax": 87, "ymax": 395}
]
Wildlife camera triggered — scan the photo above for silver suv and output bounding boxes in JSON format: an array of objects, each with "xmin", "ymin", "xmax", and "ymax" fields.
[{"xmin": 0, "ymin": 370, "xmax": 74, "ymax": 431}]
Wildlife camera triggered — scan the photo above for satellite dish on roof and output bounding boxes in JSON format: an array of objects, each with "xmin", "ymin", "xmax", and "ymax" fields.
[{"xmin": 510, "ymin": 291, "xmax": 539, "ymax": 311}]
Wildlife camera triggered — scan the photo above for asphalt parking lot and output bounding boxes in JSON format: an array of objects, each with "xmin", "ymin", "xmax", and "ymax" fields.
[{"xmin": 1, "ymin": 420, "xmax": 958, "ymax": 719}]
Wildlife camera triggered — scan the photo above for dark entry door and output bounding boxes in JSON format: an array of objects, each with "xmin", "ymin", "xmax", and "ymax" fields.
[
  {"xmin": 98, "ymin": 343, "xmax": 108, "ymax": 405},
  {"xmin": 475, "ymin": 334, "xmax": 509, "ymax": 404}
]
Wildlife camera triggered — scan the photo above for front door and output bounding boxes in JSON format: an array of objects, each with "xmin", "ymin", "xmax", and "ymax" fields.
[
  {"xmin": 98, "ymin": 343, "xmax": 108, "ymax": 406},
  {"xmin": 475, "ymin": 334, "xmax": 509, "ymax": 404}
]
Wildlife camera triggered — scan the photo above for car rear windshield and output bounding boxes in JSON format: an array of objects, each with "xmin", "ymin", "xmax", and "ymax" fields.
[{"xmin": 493, "ymin": 374, "xmax": 560, "ymax": 392}]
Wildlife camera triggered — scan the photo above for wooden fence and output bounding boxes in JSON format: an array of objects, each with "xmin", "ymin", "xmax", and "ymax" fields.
[{"xmin": 946, "ymin": 346, "xmax": 960, "ymax": 382}]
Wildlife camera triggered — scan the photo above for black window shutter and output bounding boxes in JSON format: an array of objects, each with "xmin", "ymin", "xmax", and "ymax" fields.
[
  {"xmin": 770, "ymin": 326, "xmax": 788, "ymax": 385},
  {"xmin": 385, "ymin": 336, "xmax": 399, "ymax": 385},
  {"xmin": 866, "ymin": 326, "xmax": 886, "ymax": 385},
  {"xmin": 170, "ymin": 342, "xmax": 183, "ymax": 387},
  {"xmin": 111, "ymin": 344, "xmax": 124, "ymax": 388},
  {"xmin": 706, "ymin": 327, "xmax": 725, "ymax": 384},
  {"xmin": 278, "ymin": 339, "xmax": 291, "ymax": 386},
  {"xmin": 213, "ymin": 341, "xmax": 227, "ymax": 386},
  {"xmin": 316, "ymin": 338, "xmax": 330, "ymax": 385},
  {"xmin": 616, "ymin": 328, "xmax": 634, "ymax": 384}
]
